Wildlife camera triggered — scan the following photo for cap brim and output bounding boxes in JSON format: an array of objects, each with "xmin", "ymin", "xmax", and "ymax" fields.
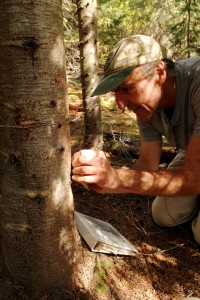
[{"xmin": 91, "ymin": 66, "xmax": 134, "ymax": 96}]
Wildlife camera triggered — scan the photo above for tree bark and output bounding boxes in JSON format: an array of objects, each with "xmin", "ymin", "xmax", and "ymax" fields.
[
  {"xmin": 76, "ymin": 0, "xmax": 103, "ymax": 149},
  {"xmin": 0, "ymin": 0, "xmax": 81, "ymax": 290},
  {"xmin": 186, "ymin": 0, "xmax": 191, "ymax": 58}
]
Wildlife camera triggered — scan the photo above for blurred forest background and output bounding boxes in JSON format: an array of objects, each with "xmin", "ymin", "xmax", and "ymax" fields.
[{"xmin": 63, "ymin": 0, "xmax": 199, "ymax": 85}]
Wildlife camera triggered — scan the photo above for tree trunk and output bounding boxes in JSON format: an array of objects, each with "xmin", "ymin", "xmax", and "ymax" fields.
[
  {"xmin": 186, "ymin": 0, "xmax": 191, "ymax": 58},
  {"xmin": 76, "ymin": 0, "xmax": 103, "ymax": 149},
  {"xmin": 0, "ymin": 0, "xmax": 81, "ymax": 290}
]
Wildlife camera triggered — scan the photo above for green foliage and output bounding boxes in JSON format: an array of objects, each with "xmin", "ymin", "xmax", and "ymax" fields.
[
  {"xmin": 62, "ymin": 0, "xmax": 200, "ymax": 82},
  {"xmin": 97, "ymin": 0, "xmax": 166, "ymax": 62},
  {"xmin": 167, "ymin": 0, "xmax": 200, "ymax": 59},
  {"xmin": 63, "ymin": 0, "xmax": 80, "ymax": 79},
  {"xmin": 97, "ymin": 0, "xmax": 200, "ymax": 63}
]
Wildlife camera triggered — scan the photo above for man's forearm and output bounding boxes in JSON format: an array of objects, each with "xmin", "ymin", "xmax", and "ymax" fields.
[
  {"xmin": 114, "ymin": 167, "xmax": 198, "ymax": 196},
  {"xmin": 72, "ymin": 148, "xmax": 199, "ymax": 196}
]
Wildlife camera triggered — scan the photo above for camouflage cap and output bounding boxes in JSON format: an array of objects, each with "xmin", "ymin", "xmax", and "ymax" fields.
[{"xmin": 91, "ymin": 35, "xmax": 167, "ymax": 96}]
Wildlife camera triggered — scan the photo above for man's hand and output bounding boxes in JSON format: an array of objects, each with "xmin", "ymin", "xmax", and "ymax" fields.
[{"xmin": 72, "ymin": 149, "xmax": 119, "ymax": 193}]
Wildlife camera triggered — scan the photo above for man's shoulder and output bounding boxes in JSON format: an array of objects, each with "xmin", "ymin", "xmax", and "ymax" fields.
[
  {"xmin": 175, "ymin": 56, "xmax": 200, "ymax": 70},
  {"xmin": 175, "ymin": 56, "xmax": 200, "ymax": 88}
]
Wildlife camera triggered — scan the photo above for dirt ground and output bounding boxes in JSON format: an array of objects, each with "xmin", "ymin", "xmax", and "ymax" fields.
[{"xmin": 1, "ymin": 94, "xmax": 200, "ymax": 299}]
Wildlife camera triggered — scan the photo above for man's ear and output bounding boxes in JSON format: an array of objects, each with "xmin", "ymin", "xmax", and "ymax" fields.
[{"xmin": 156, "ymin": 61, "xmax": 166, "ymax": 85}]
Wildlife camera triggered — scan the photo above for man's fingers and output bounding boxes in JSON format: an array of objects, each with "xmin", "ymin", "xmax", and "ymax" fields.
[
  {"xmin": 71, "ymin": 149, "xmax": 108, "ymax": 189},
  {"xmin": 72, "ymin": 174, "xmax": 98, "ymax": 184},
  {"xmin": 72, "ymin": 165, "xmax": 96, "ymax": 175},
  {"xmin": 72, "ymin": 149, "xmax": 105, "ymax": 167},
  {"xmin": 72, "ymin": 150, "xmax": 95, "ymax": 167}
]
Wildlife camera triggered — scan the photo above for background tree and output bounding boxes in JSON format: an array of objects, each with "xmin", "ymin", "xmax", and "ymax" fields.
[
  {"xmin": 76, "ymin": 0, "xmax": 103, "ymax": 149},
  {"xmin": 0, "ymin": 0, "xmax": 81, "ymax": 290},
  {"xmin": 97, "ymin": 0, "xmax": 168, "ymax": 61},
  {"xmin": 63, "ymin": 0, "xmax": 80, "ymax": 81},
  {"xmin": 62, "ymin": 0, "xmax": 199, "ymax": 79},
  {"xmin": 97, "ymin": 0, "xmax": 199, "ymax": 62},
  {"xmin": 167, "ymin": 0, "xmax": 200, "ymax": 58}
]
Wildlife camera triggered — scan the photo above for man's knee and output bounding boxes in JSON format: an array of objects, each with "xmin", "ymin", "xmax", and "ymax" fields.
[
  {"xmin": 192, "ymin": 217, "xmax": 200, "ymax": 245},
  {"xmin": 152, "ymin": 195, "xmax": 198, "ymax": 227},
  {"xmin": 152, "ymin": 196, "xmax": 177, "ymax": 227}
]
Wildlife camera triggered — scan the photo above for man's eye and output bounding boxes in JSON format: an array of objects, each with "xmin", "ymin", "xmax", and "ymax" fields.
[{"xmin": 120, "ymin": 87, "xmax": 129, "ymax": 94}]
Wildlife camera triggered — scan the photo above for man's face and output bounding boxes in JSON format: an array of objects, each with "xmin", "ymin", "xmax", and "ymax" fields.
[{"xmin": 112, "ymin": 66, "xmax": 163, "ymax": 121}]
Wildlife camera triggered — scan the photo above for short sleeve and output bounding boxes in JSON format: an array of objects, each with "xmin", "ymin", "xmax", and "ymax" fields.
[
  {"xmin": 191, "ymin": 67, "xmax": 200, "ymax": 137},
  {"xmin": 137, "ymin": 117, "xmax": 162, "ymax": 142}
]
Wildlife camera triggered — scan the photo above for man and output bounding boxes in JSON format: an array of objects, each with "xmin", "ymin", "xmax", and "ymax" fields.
[{"xmin": 72, "ymin": 35, "xmax": 200, "ymax": 244}]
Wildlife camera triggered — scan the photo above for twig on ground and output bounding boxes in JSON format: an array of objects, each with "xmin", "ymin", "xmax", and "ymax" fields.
[{"xmin": 140, "ymin": 243, "xmax": 187, "ymax": 256}]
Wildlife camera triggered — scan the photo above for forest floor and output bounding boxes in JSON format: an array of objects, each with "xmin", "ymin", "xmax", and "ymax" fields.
[{"xmin": 1, "ymin": 89, "xmax": 200, "ymax": 300}]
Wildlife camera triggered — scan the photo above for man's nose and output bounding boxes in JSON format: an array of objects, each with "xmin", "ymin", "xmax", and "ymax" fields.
[{"xmin": 115, "ymin": 96, "xmax": 128, "ymax": 110}]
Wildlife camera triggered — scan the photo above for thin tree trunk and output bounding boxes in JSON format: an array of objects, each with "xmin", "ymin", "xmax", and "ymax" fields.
[
  {"xmin": 76, "ymin": 0, "xmax": 103, "ymax": 149},
  {"xmin": 0, "ymin": 0, "xmax": 81, "ymax": 290},
  {"xmin": 187, "ymin": 0, "xmax": 191, "ymax": 57}
]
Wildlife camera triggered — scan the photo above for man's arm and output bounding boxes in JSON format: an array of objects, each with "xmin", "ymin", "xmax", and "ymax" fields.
[{"xmin": 72, "ymin": 136, "xmax": 200, "ymax": 196}]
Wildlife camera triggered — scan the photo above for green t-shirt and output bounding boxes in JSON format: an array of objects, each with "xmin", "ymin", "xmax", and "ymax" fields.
[{"xmin": 137, "ymin": 57, "xmax": 200, "ymax": 150}]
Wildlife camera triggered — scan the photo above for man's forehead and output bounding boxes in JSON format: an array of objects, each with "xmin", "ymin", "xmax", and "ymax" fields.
[
  {"xmin": 112, "ymin": 69, "xmax": 147, "ymax": 93},
  {"xmin": 122, "ymin": 66, "xmax": 146, "ymax": 84}
]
